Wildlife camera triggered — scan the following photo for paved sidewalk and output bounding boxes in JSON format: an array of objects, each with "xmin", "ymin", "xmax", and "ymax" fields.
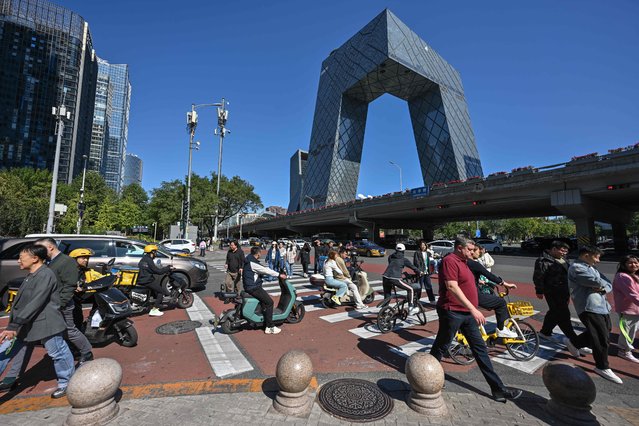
[{"xmin": 2, "ymin": 385, "xmax": 637, "ymax": 425}]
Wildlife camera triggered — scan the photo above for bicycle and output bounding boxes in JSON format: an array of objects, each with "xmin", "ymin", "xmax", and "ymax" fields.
[
  {"xmin": 376, "ymin": 272, "xmax": 429, "ymax": 333},
  {"xmin": 447, "ymin": 287, "xmax": 539, "ymax": 364}
]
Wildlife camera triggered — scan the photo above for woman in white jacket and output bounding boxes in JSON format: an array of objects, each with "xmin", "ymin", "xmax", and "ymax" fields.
[
  {"xmin": 477, "ymin": 244, "xmax": 495, "ymax": 272},
  {"xmin": 323, "ymin": 250, "xmax": 348, "ymax": 305}
]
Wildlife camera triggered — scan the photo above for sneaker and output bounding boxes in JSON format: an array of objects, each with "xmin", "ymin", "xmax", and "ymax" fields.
[
  {"xmin": 579, "ymin": 347, "xmax": 593, "ymax": 356},
  {"xmin": 496, "ymin": 327, "xmax": 518, "ymax": 338},
  {"xmin": 303, "ymin": 273, "xmax": 308, "ymax": 278},
  {"xmin": 619, "ymin": 351, "xmax": 639, "ymax": 364},
  {"xmin": 264, "ymin": 326, "xmax": 282, "ymax": 335},
  {"xmin": 51, "ymin": 387, "xmax": 67, "ymax": 399},
  {"xmin": 594, "ymin": 368, "xmax": 623, "ymax": 384},
  {"xmin": 331, "ymin": 295, "xmax": 341, "ymax": 306},
  {"xmin": 562, "ymin": 337, "xmax": 580, "ymax": 357},
  {"xmin": 538, "ymin": 332, "xmax": 554, "ymax": 341},
  {"xmin": 492, "ymin": 387, "xmax": 523, "ymax": 403},
  {"xmin": 0, "ymin": 377, "xmax": 17, "ymax": 392},
  {"xmin": 355, "ymin": 305, "xmax": 368, "ymax": 311},
  {"xmin": 408, "ymin": 305, "xmax": 420, "ymax": 315},
  {"xmin": 78, "ymin": 352, "xmax": 94, "ymax": 366},
  {"xmin": 149, "ymin": 308, "xmax": 164, "ymax": 317}
]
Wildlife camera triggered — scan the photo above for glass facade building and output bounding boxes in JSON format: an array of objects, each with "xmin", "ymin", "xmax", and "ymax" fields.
[
  {"xmin": 122, "ymin": 152, "xmax": 142, "ymax": 187},
  {"xmin": 288, "ymin": 149, "xmax": 308, "ymax": 212},
  {"xmin": 92, "ymin": 57, "xmax": 130, "ymax": 193},
  {"xmin": 0, "ymin": 0, "xmax": 97, "ymax": 183},
  {"xmin": 297, "ymin": 9, "xmax": 483, "ymax": 210}
]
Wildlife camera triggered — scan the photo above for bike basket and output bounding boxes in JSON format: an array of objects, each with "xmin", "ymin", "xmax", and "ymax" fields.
[{"xmin": 507, "ymin": 301, "xmax": 534, "ymax": 317}]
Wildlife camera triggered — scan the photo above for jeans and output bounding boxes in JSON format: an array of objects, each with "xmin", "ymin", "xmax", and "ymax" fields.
[
  {"xmin": 267, "ymin": 260, "xmax": 277, "ymax": 280},
  {"xmin": 419, "ymin": 274, "xmax": 435, "ymax": 302},
  {"xmin": 324, "ymin": 276, "xmax": 347, "ymax": 298},
  {"xmin": 477, "ymin": 292, "xmax": 510, "ymax": 330},
  {"xmin": 573, "ymin": 311, "xmax": 612, "ymax": 370},
  {"xmin": 62, "ymin": 302, "xmax": 92, "ymax": 356},
  {"xmin": 430, "ymin": 308, "xmax": 505, "ymax": 393},
  {"xmin": 540, "ymin": 288, "xmax": 578, "ymax": 341},
  {"xmin": 285, "ymin": 261, "xmax": 293, "ymax": 277},
  {"xmin": 0, "ymin": 333, "xmax": 75, "ymax": 389},
  {"xmin": 246, "ymin": 286, "xmax": 274, "ymax": 328}
]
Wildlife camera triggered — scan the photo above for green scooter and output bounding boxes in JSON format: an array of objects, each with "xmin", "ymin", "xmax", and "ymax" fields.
[{"xmin": 216, "ymin": 274, "xmax": 305, "ymax": 334}]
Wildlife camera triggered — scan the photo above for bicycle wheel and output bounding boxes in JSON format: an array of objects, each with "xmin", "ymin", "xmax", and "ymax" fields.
[
  {"xmin": 506, "ymin": 320, "xmax": 540, "ymax": 361},
  {"xmin": 415, "ymin": 303, "xmax": 428, "ymax": 325},
  {"xmin": 447, "ymin": 340, "xmax": 475, "ymax": 365},
  {"xmin": 377, "ymin": 305, "xmax": 397, "ymax": 334}
]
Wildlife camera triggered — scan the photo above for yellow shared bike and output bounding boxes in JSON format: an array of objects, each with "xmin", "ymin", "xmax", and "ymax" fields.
[{"xmin": 447, "ymin": 288, "xmax": 539, "ymax": 365}]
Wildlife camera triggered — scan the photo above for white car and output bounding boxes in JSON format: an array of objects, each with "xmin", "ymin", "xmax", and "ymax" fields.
[
  {"xmin": 293, "ymin": 239, "xmax": 306, "ymax": 249},
  {"xmin": 427, "ymin": 240, "xmax": 455, "ymax": 257},
  {"xmin": 238, "ymin": 238, "xmax": 250, "ymax": 246},
  {"xmin": 159, "ymin": 239, "xmax": 196, "ymax": 254},
  {"xmin": 475, "ymin": 238, "xmax": 503, "ymax": 253}
]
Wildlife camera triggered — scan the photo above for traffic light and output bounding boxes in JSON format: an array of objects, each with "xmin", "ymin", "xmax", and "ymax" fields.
[
  {"xmin": 182, "ymin": 200, "xmax": 189, "ymax": 219},
  {"xmin": 77, "ymin": 202, "xmax": 85, "ymax": 219},
  {"xmin": 606, "ymin": 183, "xmax": 629, "ymax": 190},
  {"xmin": 472, "ymin": 200, "xmax": 486, "ymax": 206}
]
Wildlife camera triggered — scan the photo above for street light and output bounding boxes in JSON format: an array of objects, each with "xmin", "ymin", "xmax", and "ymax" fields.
[
  {"xmin": 212, "ymin": 98, "xmax": 230, "ymax": 241},
  {"xmin": 47, "ymin": 88, "xmax": 71, "ymax": 233},
  {"xmin": 304, "ymin": 195, "xmax": 315, "ymax": 209},
  {"xmin": 76, "ymin": 154, "xmax": 88, "ymax": 234},
  {"xmin": 389, "ymin": 161, "xmax": 403, "ymax": 192}
]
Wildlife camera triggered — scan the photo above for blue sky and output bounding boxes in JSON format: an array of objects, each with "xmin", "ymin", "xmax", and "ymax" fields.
[{"xmin": 61, "ymin": 0, "xmax": 638, "ymax": 209}]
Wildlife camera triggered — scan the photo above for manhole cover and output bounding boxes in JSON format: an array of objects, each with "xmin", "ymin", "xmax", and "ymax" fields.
[
  {"xmin": 155, "ymin": 320, "xmax": 202, "ymax": 335},
  {"xmin": 317, "ymin": 378, "xmax": 393, "ymax": 422}
]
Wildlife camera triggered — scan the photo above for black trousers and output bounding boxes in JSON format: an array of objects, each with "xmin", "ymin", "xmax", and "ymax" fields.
[
  {"xmin": 573, "ymin": 311, "xmax": 612, "ymax": 370},
  {"xmin": 430, "ymin": 307, "xmax": 505, "ymax": 393},
  {"xmin": 301, "ymin": 261, "xmax": 309, "ymax": 275},
  {"xmin": 247, "ymin": 286, "xmax": 274, "ymax": 328},
  {"xmin": 146, "ymin": 279, "xmax": 169, "ymax": 308},
  {"xmin": 478, "ymin": 292, "xmax": 510, "ymax": 330},
  {"xmin": 382, "ymin": 277, "xmax": 421, "ymax": 303},
  {"xmin": 540, "ymin": 288, "xmax": 578, "ymax": 340},
  {"xmin": 419, "ymin": 275, "xmax": 435, "ymax": 302}
]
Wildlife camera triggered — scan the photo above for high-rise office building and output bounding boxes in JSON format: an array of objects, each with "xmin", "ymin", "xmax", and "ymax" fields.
[
  {"xmin": 0, "ymin": 0, "xmax": 98, "ymax": 183},
  {"xmin": 287, "ymin": 149, "xmax": 308, "ymax": 212},
  {"xmin": 123, "ymin": 153, "xmax": 142, "ymax": 187},
  {"xmin": 91, "ymin": 57, "xmax": 130, "ymax": 193}
]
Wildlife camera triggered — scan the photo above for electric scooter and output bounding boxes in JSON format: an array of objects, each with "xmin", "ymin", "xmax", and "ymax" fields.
[
  {"xmin": 309, "ymin": 258, "xmax": 374, "ymax": 308},
  {"xmin": 215, "ymin": 274, "xmax": 305, "ymax": 334}
]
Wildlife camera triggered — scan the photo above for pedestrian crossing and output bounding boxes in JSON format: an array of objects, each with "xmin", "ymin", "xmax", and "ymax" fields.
[{"xmin": 207, "ymin": 260, "xmax": 585, "ymax": 376}]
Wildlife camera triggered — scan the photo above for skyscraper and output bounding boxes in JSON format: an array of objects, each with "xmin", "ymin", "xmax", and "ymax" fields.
[
  {"xmin": 91, "ymin": 57, "xmax": 131, "ymax": 193},
  {"xmin": 0, "ymin": 0, "xmax": 98, "ymax": 183},
  {"xmin": 123, "ymin": 153, "xmax": 142, "ymax": 187}
]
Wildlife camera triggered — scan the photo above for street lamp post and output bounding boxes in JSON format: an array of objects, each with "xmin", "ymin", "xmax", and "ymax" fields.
[
  {"xmin": 213, "ymin": 98, "xmax": 230, "ymax": 241},
  {"xmin": 46, "ymin": 89, "xmax": 71, "ymax": 233},
  {"xmin": 76, "ymin": 154, "xmax": 88, "ymax": 234},
  {"xmin": 389, "ymin": 161, "xmax": 403, "ymax": 192},
  {"xmin": 239, "ymin": 213, "xmax": 243, "ymax": 240},
  {"xmin": 304, "ymin": 195, "xmax": 315, "ymax": 209},
  {"xmin": 153, "ymin": 222, "xmax": 158, "ymax": 241}
]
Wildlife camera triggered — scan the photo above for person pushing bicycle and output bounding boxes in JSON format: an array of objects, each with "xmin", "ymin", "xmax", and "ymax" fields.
[{"xmin": 382, "ymin": 243, "xmax": 422, "ymax": 315}]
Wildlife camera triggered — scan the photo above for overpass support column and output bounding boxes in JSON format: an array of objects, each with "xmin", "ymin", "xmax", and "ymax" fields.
[
  {"xmin": 612, "ymin": 222, "xmax": 628, "ymax": 254},
  {"xmin": 421, "ymin": 226, "xmax": 436, "ymax": 242},
  {"xmin": 573, "ymin": 217, "xmax": 596, "ymax": 247}
]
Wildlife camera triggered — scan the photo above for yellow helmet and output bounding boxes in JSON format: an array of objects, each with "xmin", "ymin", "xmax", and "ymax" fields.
[
  {"xmin": 69, "ymin": 248, "xmax": 94, "ymax": 258},
  {"xmin": 144, "ymin": 244, "xmax": 159, "ymax": 253}
]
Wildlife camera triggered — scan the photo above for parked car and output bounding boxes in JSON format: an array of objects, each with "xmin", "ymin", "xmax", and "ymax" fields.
[
  {"xmin": 238, "ymin": 238, "xmax": 250, "ymax": 246},
  {"xmin": 159, "ymin": 239, "xmax": 196, "ymax": 254},
  {"xmin": 474, "ymin": 238, "xmax": 503, "ymax": 253},
  {"xmin": 293, "ymin": 239, "xmax": 306, "ymax": 249},
  {"xmin": 249, "ymin": 237, "xmax": 264, "ymax": 248},
  {"xmin": 352, "ymin": 240, "xmax": 385, "ymax": 257},
  {"xmin": 521, "ymin": 237, "xmax": 577, "ymax": 252},
  {"xmin": 0, "ymin": 234, "xmax": 209, "ymax": 310},
  {"xmin": 427, "ymin": 240, "xmax": 455, "ymax": 257}
]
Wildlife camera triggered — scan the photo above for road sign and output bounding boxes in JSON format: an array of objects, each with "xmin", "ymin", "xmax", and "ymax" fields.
[{"xmin": 410, "ymin": 187, "xmax": 429, "ymax": 198}]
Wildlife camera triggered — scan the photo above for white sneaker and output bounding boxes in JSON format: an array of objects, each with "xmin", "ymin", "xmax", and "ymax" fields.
[
  {"xmin": 619, "ymin": 351, "xmax": 639, "ymax": 364},
  {"xmin": 562, "ymin": 337, "xmax": 580, "ymax": 357},
  {"xmin": 496, "ymin": 327, "xmax": 518, "ymax": 338},
  {"xmin": 149, "ymin": 308, "xmax": 164, "ymax": 317},
  {"xmin": 594, "ymin": 368, "xmax": 623, "ymax": 384},
  {"xmin": 408, "ymin": 305, "xmax": 420, "ymax": 315},
  {"xmin": 265, "ymin": 326, "xmax": 282, "ymax": 335},
  {"xmin": 579, "ymin": 347, "xmax": 593, "ymax": 356},
  {"xmin": 355, "ymin": 305, "xmax": 368, "ymax": 311}
]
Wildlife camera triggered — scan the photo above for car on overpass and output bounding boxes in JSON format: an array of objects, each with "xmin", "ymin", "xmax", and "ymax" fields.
[
  {"xmin": 353, "ymin": 240, "xmax": 385, "ymax": 257},
  {"xmin": 475, "ymin": 238, "xmax": 503, "ymax": 253},
  {"xmin": 428, "ymin": 240, "xmax": 455, "ymax": 257}
]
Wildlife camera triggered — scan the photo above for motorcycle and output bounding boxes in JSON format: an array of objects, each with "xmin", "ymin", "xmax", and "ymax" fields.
[
  {"xmin": 80, "ymin": 275, "xmax": 138, "ymax": 347},
  {"xmin": 309, "ymin": 257, "xmax": 375, "ymax": 308},
  {"xmin": 215, "ymin": 274, "xmax": 305, "ymax": 334},
  {"xmin": 126, "ymin": 270, "xmax": 194, "ymax": 314}
]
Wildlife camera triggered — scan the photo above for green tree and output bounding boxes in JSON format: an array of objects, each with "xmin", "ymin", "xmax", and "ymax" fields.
[
  {"xmin": 148, "ymin": 179, "xmax": 184, "ymax": 239},
  {"xmin": 121, "ymin": 183, "xmax": 149, "ymax": 210},
  {"xmin": 0, "ymin": 168, "xmax": 52, "ymax": 236}
]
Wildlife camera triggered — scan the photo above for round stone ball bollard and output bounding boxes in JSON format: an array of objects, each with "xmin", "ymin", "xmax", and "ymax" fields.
[
  {"xmin": 273, "ymin": 350, "xmax": 314, "ymax": 417},
  {"xmin": 542, "ymin": 361, "xmax": 597, "ymax": 425},
  {"xmin": 65, "ymin": 358, "xmax": 122, "ymax": 426},
  {"xmin": 405, "ymin": 352, "xmax": 448, "ymax": 417}
]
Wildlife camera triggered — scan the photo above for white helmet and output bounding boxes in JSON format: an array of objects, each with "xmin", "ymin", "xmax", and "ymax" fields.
[{"xmin": 395, "ymin": 243, "xmax": 406, "ymax": 252}]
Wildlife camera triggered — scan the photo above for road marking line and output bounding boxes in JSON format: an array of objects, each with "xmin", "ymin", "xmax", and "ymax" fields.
[
  {"xmin": 186, "ymin": 294, "xmax": 253, "ymax": 378},
  {"xmin": 350, "ymin": 308, "xmax": 440, "ymax": 339}
]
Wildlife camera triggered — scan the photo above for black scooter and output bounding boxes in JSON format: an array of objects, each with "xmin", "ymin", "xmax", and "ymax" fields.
[
  {"xmin": 81, "ymin": 275, "xmax": 138, "ymax": 347},
  {"xmin": 127, "ymin": 271, "xmax": 194, "ymax": 314}
]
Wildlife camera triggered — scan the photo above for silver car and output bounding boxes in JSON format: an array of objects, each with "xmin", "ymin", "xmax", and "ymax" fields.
[{"xmin": 427, "ymin": 240, "xmax": 455, "ymax": 257}]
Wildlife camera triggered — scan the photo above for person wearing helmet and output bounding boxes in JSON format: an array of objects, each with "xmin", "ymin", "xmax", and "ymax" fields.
[
  {"xmin": 138, "ymin": 245, "xmax": 171, "ymax": 317},
  {"xmin": 69, "ymin": 248, "xmax": 106, "ymax": 329},
  {"xmin": 382, "ymin": 243, "xmax": 422, "ymax": 315}
]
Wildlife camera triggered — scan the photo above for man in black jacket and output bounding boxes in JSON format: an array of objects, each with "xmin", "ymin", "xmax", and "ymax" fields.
[
  {"xmin": 224, "ymin": 240, "xmax": 245, "ymax": 292},
  {"xmin": 138, "ymin": 244, "xmax": 172, "ymax": 317},
  {"xmin": 382, "ymin": 244, "xmax": 422, "ymax": 314},
  {"xmin": 533, "ymin": 241, "xmax": 579, "ymax": 342}
]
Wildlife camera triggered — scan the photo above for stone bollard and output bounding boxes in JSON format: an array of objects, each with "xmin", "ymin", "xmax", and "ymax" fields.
[
  {"xmin": 405, "ymin": 352, "xmax": 448, "ymax": 417},
  {"xmin": 273, "ymin": 350, "xmax": 313, "ymax": 417},
  {"xmin": 65, "ymin": 358, "xmax": 122, "ymax": 426},
  {"xmin": 542, "ymin": 361, "xmax": 597, "ymax": 425}
]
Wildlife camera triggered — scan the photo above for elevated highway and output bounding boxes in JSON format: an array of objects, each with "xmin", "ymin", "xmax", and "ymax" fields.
[{"xmin": 237, "ymin": 146, "xmax": 639, "ymax": 250}]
